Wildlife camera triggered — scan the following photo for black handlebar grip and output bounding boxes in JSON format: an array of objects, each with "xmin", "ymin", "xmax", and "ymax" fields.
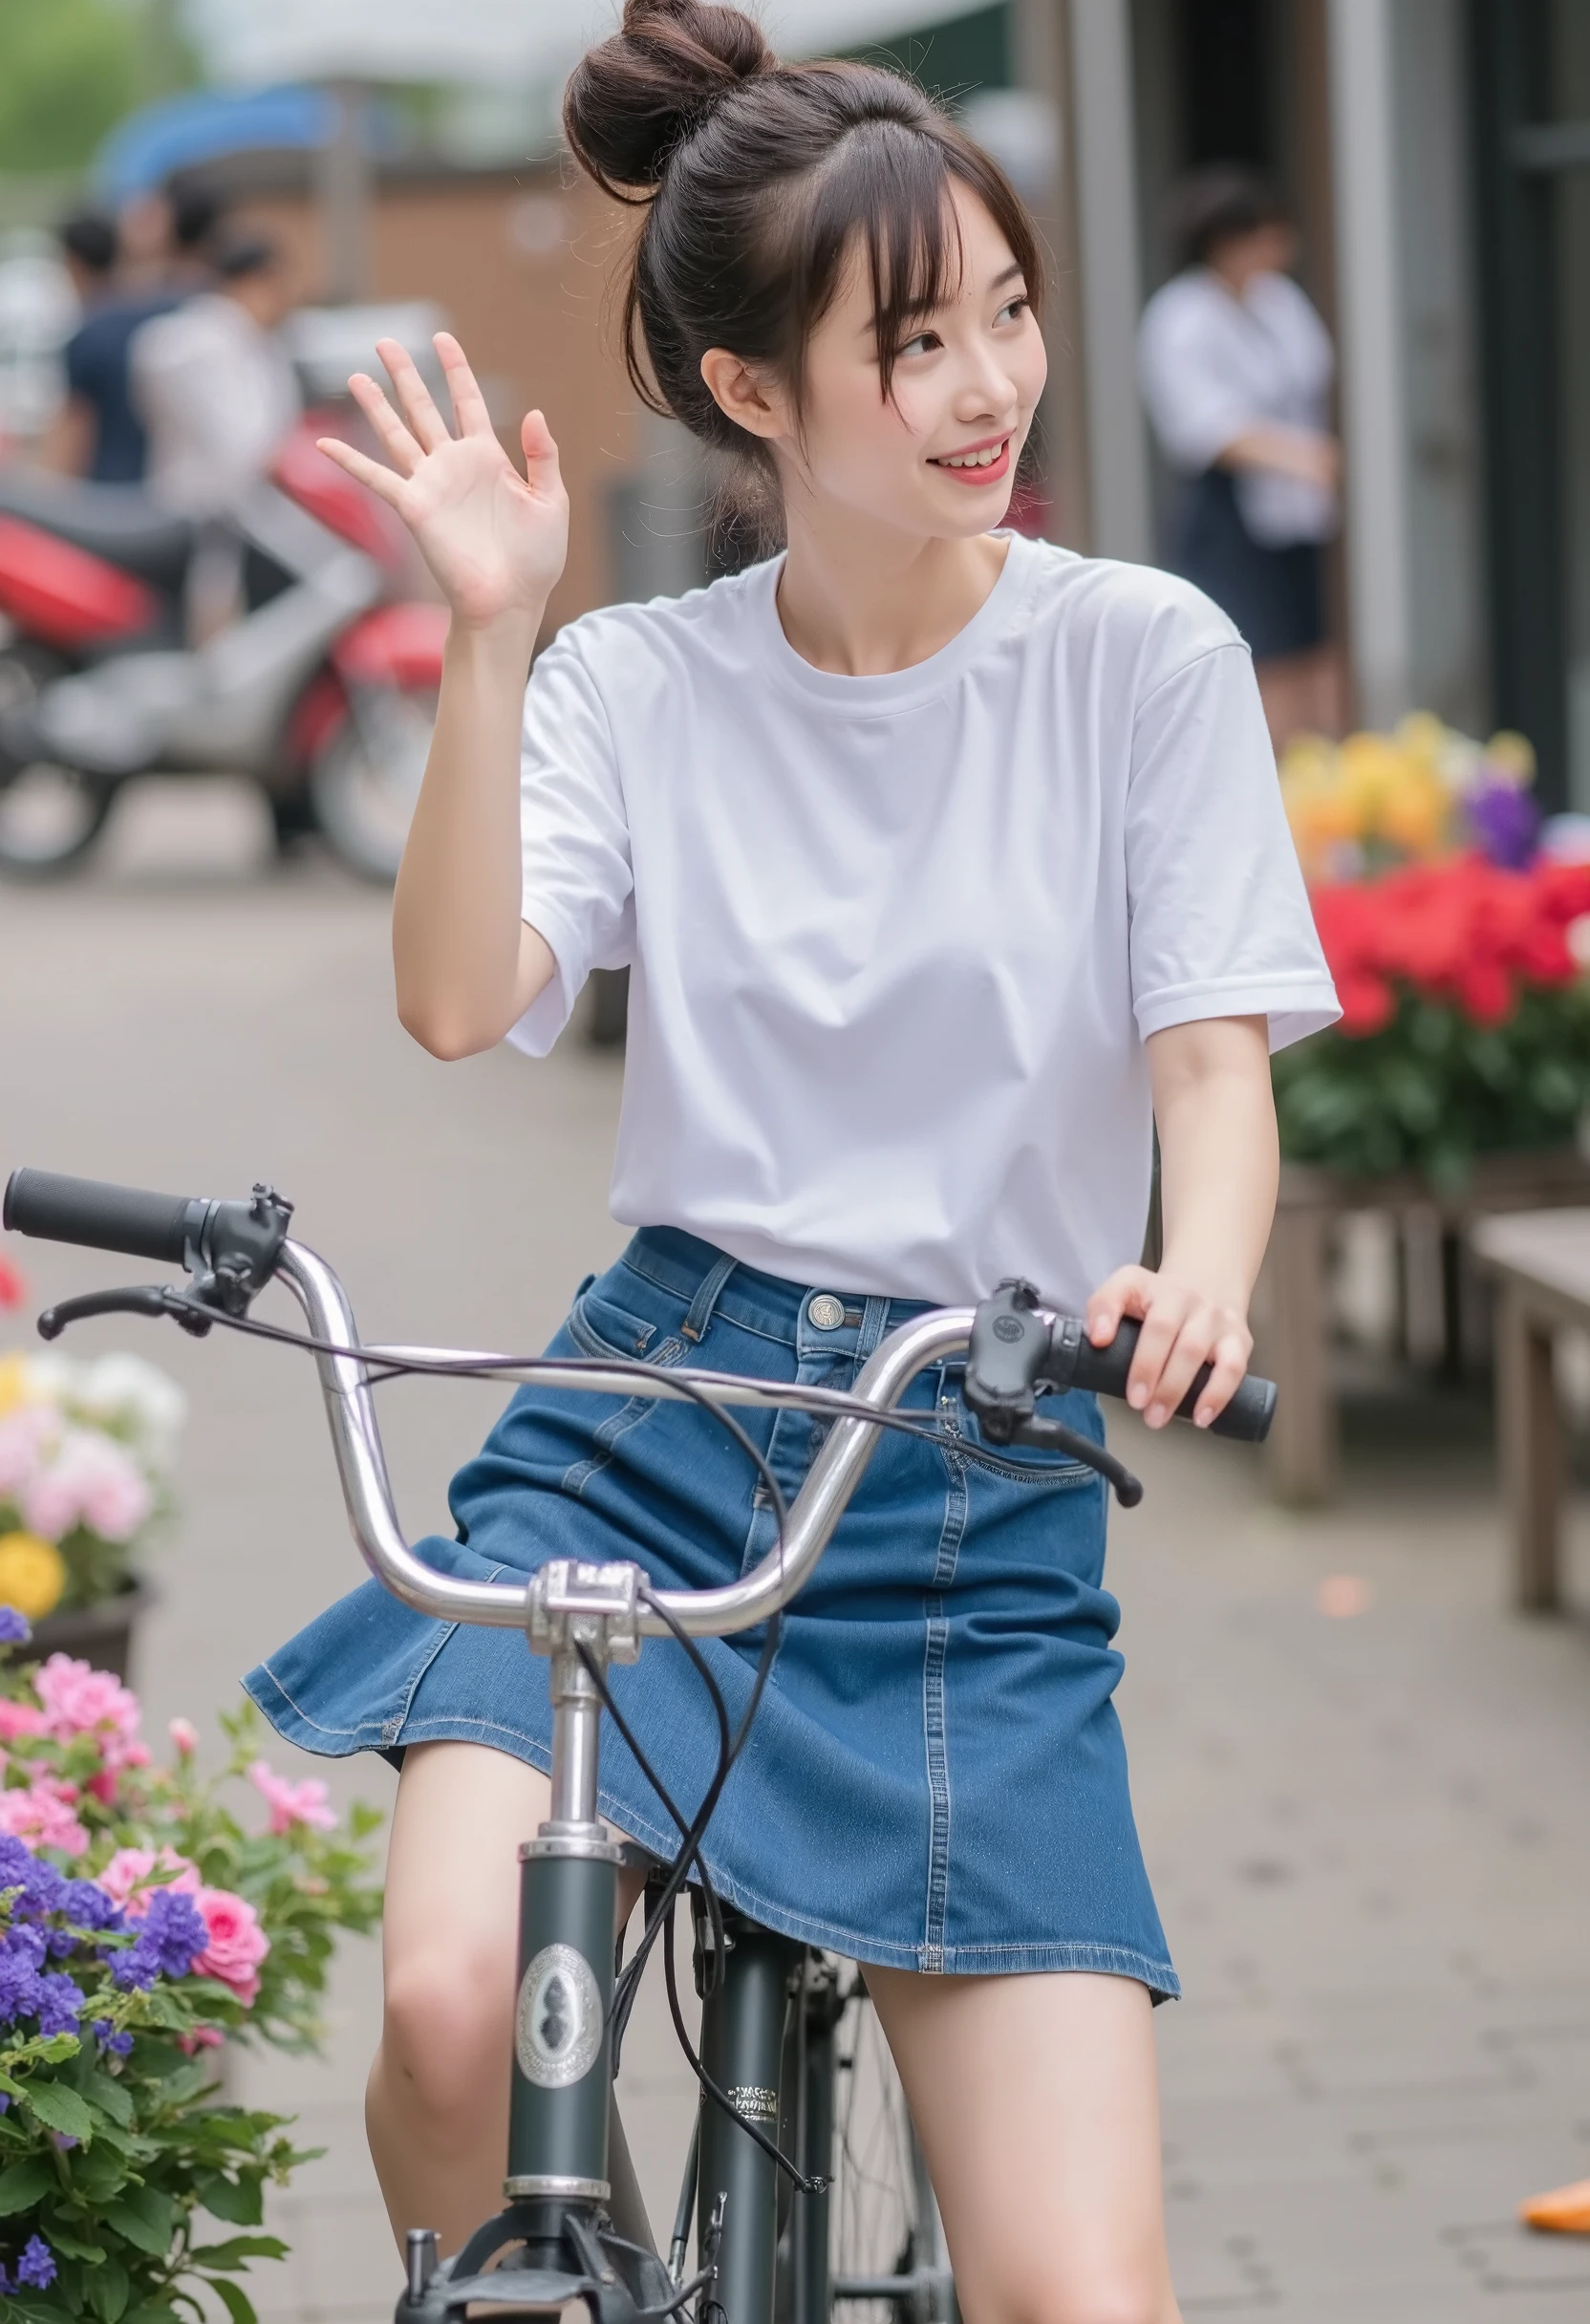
[
  {"xmin": 1067, "ymin": 1316, "xmax": 1277, "ymax": 1443},
  {"xmin": 3, "ymin": 1168, "xmax": 204, "ymax": 1266}
]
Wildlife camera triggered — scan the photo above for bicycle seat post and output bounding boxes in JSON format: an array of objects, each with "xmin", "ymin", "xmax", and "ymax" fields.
[{"xmin": 499, "ymin": 1559, "xmax": 645, "ymax": 2221}]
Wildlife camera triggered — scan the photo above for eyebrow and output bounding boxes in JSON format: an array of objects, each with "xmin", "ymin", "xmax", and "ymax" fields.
[{"xmin": 863, "ymin": 260, "xmax": 1030, "ymax": 337}]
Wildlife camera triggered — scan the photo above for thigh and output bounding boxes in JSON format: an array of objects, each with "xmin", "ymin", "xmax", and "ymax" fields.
[
  {"xmin": 384, "ymin": 1741, "xmax": 647, "ymax": 1986},
  {"xmin": 866, "ymin": 1967, "xmax": 1178, "ymax": 2324}
]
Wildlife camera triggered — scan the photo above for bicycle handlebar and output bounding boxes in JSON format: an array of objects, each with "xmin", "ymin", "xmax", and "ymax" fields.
[{"xmin": 3, "ymin": 1168, "xmax": 1278, "ymax": 1642}]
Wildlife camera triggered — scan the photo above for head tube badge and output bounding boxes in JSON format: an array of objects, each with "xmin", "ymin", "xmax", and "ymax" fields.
[{"xmin": 515, "ymin": 1942, "xmax": 604, "ymax": 2089}]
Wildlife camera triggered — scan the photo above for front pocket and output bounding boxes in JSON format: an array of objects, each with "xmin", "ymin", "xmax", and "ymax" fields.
[{"xmin": 568, "ymin": 1291, "xmax": 663, "ymax": 1362}]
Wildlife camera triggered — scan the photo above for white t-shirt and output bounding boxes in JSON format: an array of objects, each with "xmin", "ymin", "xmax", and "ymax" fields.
[
  {"xmin": 131, "ymin": 293, "xmax": 301, "ymax": 518},
  {"xmin": 509, "ymin": 534, "xmax": 1337, "ymax": 1312},
  {"xmin": 1137, "ymin": 269, "xmax": 1337, "ymax": 548}
]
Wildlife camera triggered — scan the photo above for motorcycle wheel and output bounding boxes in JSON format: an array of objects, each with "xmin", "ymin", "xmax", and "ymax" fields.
[
  {"xmin": 0, "ymin": 646, "xmax": 116, "ymax": 879},
  {"xmin": 308, "ymin": 682, "xmax": 437, "ymax": 883}
]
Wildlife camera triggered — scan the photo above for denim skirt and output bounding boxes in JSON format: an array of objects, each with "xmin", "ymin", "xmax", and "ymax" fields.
[{"xmin": 245, "ymin": 1227, "xmax": 1176, "ymax": 1993}]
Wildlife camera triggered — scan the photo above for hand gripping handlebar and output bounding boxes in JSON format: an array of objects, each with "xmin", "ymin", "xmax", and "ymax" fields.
[{"xmin": 3, "ymin": 1170, "xmax": 1276, "ymax": 1642}]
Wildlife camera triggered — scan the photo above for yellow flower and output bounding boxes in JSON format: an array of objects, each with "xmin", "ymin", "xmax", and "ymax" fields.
[
  {"xmin": 0, "ymin": 1532, "xmax": 66, "ymax": 1621},
  {"xmin": 0, "ymin": 1353, "xmax": 31, "ymax": 1420},
  {"xmin": 1378, "ymin": 764, "xmax": 1450, "ymax": 856},
  {"xmin": 1485, "ymin": 729, "xmax": 1536, "ymax": 786}
]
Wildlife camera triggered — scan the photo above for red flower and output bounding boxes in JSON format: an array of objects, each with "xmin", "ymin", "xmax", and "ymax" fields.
[
  {"xmin": 0, "ymin": 1251, "xmax": 25, "ymax": 1311},
  {"xmin": 1336, "ymin": 972, "xmax": 1395, "ymax": 1035}
]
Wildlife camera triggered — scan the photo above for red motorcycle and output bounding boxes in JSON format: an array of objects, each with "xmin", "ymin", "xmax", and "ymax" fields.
[{"xmin": 0, "ymin": 418, "xmax": 446, "ymax": 878}]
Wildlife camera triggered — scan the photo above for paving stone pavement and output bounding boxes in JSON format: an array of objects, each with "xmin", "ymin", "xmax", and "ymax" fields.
[{"xmin": 5, "ymin": 785, "xmax": 1590, "ymax": 2321}]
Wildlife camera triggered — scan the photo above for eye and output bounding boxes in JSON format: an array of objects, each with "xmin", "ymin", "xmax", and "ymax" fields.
[
  {"xmin": 995, "ymin": 294, "xmax": 1030, "ymax": 326},
  {"xmin": 898, "ymin": 330, "xmax": 942, "ymax": 357}
]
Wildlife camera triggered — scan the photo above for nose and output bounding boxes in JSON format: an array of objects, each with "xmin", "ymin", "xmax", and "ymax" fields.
[{"xmin": 952, "ymin": 339, "xmax": 1021, "ymax": 428}]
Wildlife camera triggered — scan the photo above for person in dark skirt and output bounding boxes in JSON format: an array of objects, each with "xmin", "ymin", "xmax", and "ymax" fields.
[{"xmin": 1139, "ymin": 166, "xmax": 1344, "ymax": 748}]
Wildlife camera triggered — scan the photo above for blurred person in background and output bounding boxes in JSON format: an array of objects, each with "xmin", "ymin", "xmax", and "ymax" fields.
[
  {"xmin": 1138, "ymin": 167, "xmax": 1343, "ymax": 750},
  {"xmin": 131, "ymin": 230, "xmax": 299, "ymax": 521},
  {"xmin": 42, "ymin": 208, "xmax": 182, "ymax": 483},
  {"xmin": 113, "ymin": 183, "xmax": 225, "ymax": 295}
]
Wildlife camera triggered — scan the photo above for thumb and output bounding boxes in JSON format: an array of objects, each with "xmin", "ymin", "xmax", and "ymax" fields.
[{"xmin": 521, "ymin": 408, "xmax": 562, "ymax": 484}]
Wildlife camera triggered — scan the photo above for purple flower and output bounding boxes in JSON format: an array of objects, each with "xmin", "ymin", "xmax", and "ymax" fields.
[
  {"xmin": 93, "ymin": 2018, "xmax": 133, "ymax": 2056},
  {"xmin": 1469, "ymin": 779, "xmax": 1540, "ymax": 870},
  {"xmin": 0, "ymin": 1834, "xmax": 32, "ymax": 1893},
  {"xmin": 0, "ymin": 1607, "xmax": 31, "ymax": 1646},
  {"xmin": 63, "ymin": 1879, "xmax": 124, "ymax": 1935},
  {"xmin": 112, "ymin": 1887, "xmax": 206, "ymax": 1990},
  {"xmin": 16, "ymin": 2234, "xmax": 55, "ymax": 2289},
  {"xmin": 35, "ymin": 1971, "xmax": 81, "ymax": 2036}
]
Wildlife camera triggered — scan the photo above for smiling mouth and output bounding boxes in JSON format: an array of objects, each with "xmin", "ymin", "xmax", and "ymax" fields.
[{"xmin": 929, "ymin": 437, "xmax": 1011, "ymax": 474}]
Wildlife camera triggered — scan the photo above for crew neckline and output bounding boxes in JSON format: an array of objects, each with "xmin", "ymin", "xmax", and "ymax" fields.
[{"xmin": 751, "ymin": 531, "xmax": 1041, "ymax": 717}]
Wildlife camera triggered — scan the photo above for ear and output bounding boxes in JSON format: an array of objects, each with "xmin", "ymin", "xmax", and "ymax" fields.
[{"xmin": 699, "ymin": 348, "xmax": 788, "ymax": 442}]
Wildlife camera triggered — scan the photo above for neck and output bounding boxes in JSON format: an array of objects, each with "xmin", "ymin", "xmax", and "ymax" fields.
[{"xmin": 773, "ymin": 491, "xmax": 1009, "ymax": 677}]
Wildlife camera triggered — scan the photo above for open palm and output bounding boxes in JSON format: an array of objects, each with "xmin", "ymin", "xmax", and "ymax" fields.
[{"xmin": 319, "ymin": 333, "xmax": 569, "ymax": 630}]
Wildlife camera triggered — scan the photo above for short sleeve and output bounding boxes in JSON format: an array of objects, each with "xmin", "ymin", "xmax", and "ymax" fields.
[
  {"xmin": 1126, "ymin": 640, "xmax": 1339, "ymax": 1052},
  {"xmin": 505, "ymin": 627, "xmax": 634, "ymax": 1058},
  {"xmin": 1137, "ymin": 284, "xmax": 1254, "ymax": 475}
]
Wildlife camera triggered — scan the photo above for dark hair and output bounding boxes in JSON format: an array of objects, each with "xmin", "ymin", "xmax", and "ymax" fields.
[
  {"xmin": 58, "ymin": 210, "xmax": 117, "ymax": 276},
  {"xmin": 171, "ymin": 184, "xmax": 224, "ymax": 254},
  {"xmin": 1164, "ymin": 165, "xmax": 1289, "ymax": 274},
  {"xmin": 563, "ymin": 0, "xmax": 1042, "ymax": 535}
]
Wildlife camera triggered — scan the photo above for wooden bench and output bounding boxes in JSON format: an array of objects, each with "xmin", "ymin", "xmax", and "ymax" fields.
[
  {"xmin": 1471, "ymin": 1208, "xmax": 1590, "ymax": 1611},
  {"xmin": 1257, "ymin": 1149, "xmax": 1590, "ymax": 1504}
]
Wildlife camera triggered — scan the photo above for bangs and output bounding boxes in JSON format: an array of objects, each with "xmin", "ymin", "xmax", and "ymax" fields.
[{"xmin": 781, "ymin": 106, "xmax": 1041, "ymax": 401}]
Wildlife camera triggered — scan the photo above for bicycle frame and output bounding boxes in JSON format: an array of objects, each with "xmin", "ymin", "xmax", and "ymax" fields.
[{"xmin": 267, "ymin": 1238, "xmax": 976, "ymax": 2324}]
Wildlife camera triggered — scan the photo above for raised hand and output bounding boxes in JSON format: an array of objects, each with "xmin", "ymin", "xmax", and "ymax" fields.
[{"xmin": 318, "ymin": 334, "xmax": 569, "ymax": 635}]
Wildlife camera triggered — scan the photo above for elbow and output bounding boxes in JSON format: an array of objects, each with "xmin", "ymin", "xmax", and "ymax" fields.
[{"xmin": 395, "ymin": 992, "xmax": 498, "ymax": 1062}]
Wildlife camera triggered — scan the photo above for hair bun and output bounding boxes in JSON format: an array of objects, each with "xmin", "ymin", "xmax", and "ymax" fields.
[{"xmin": 564, "ymin": 0, "xmax": 772, "ymax": 193}]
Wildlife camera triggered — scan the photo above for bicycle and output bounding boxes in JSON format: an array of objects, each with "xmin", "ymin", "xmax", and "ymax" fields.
[{"xmin": 1, "ymin": 1168, "xmax": 1275, "ymax": 2324}]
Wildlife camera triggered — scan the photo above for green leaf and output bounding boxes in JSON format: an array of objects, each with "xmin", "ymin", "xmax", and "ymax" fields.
[
  {"xmin": 0, "ymin": 2151, "xmax": 54, "ymax": 2213},
  {"xmin": 44, "ymin": 2225, "xmax": 106, "ymax": 2262},
  {"xmin": 188, "ymin": 2235, "xmax": 290, "ymax": 2270},
  {"xmin": 86, "ymin": 2258, "xmax": 129, "ymax": 2323},
  {"xmin": 86, "ymin": 2073, "xmax": 135, "ymax": 2129},
  {"xmin": 199, "ymin": 2169, "xmax": 264, "ymax": 2225},
  {"xmin": 204, "ymin": 2281, "xmax": 260, "ymax": 2324},
  {"xmin": 101, "ymin": 2184, "xmax": 178, "ymax": 2257},
  {"xmin": 19, "ymin": 2081, "xmax": 95, "ymax": 2141}
]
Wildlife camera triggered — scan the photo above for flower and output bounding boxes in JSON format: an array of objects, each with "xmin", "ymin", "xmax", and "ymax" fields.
[
  {"xmin": 192, "ymin": 1886, "xmax": 269, "ymax": 2005},
  {"xmin": 248, "ymin": 1758, "xmax": 336, "ymax": 1836},
  {"xmin": 0, "ymin": 1533, "xmax": 65, "ymax": 1621},
  {"xmin": 0, "ymin": 1605, "xmax": 31, "ymax": 1647},
  {"xmin": 19, "ymin": 1428, "xmax": 152, "ymax": 1545},
  {"xmin": 99, "ymin": 1845, "xmax": 200, "ymax": 1907},
  {"xmin": 34, "ymin": 1653, "xmax": 142, "ymax": 1759},
  {"xmin": 15, "ymin": 2234, "xmax": 55, "ymax": 2289},
  {"xmin": 168, "ymin": 1715, "xmax": 199, "ymax": 1755},
  {"xmin": 0, "ymin": 1256, "xmax": 25, "ymax": 1314},
  {"xmin": 92, "ymin": 2016, "xmax": 134, "ymax": 2055},
  {"xmin": 0, "ymin": 1697, "xmax": 46, "ymax": 1742},
  {"xmin": 112, "ymin": 1886, "xmax": 208, "ymax": 1990},
  {"xmin": 0, "ymin": 1782, "xmax": 89, "ymax": 1858}
]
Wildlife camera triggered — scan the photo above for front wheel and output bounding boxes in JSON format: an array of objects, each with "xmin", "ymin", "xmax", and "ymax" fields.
[
  {"xmin": 308, "ymin": 682, "xmax": 436, "ymax": 883},
  {"xmin": 0, "ymin": 646, "xmax": 116, "ymax": 878}
]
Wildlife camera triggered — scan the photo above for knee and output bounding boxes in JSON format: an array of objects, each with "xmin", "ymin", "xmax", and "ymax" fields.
[
  {"xmin": 379, "ymin": 1941, "xmax": 512, "ymax": 2125},
  {"xmin": 973, "ymin": 2264, "xmax": 1176, "ymax": 2324}
]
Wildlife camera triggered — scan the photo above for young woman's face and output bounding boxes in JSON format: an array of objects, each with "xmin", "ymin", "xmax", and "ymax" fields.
[{"xmin": 771, "ymin": 181, "xmax": 1047, "ymax": 540}]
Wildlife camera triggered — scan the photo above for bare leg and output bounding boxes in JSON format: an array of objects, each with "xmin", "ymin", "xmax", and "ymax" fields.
[
  {"xmin": 867, "ymin": 1966, "xmax": 1180, "ymax": 2324},
  {"xmin": 365, "ymin": 1740, "xmax": 647, "ymax": 2257}
]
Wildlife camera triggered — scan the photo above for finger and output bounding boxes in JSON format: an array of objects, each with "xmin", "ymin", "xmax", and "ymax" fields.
[
  {"xmin": 521, "ymin": 406, "xmax": 563, "ymax": 485},
  {"xmin": 344, "ymin": 373, "xmax": 422, "ymax": 476},
  {"xmin": 376, "ymin": 336, "xmax": 451, "ymax": 452},
  {"xmin": 1126, "ymin": 1295, "xmax": 1192, "ymax": 1416},
  {"xmin": 1192, "ymin": 1334, "xmax": 1250, "ymax": 1429},
  {"xmin": 1085, "ymin": 1266, "xmax": 1151, "ymax": 1347},
  {"xmin": 1145, "ymin": 1312, "xmax": 1219, "ymax": 1428},
  {"xmin": 315, "ymin": 436, "xmax": 407, "ymax": 509},
  {"xmin": 433, "ymin": 332, "xmax": 494, "ymax": 439}
]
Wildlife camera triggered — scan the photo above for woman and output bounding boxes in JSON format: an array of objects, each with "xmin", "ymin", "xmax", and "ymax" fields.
[
  {"xmin": 245, "ymin": 8, "xmax": 1337, "ymax": 2317},
  {"xmin": 1138, "ymin": 166, "xmax": 1343, "ymax": 749}
]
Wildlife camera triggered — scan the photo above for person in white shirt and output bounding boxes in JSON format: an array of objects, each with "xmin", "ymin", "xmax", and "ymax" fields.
[
  {"xmin": 131, "ymin": 230, "xmax": 300, "ymax": 522},
  {"xmin": 1138, "ymin": 166, "xmax": 1344, "ymax": 747},
  {"xmin": 247, "ymin": 7, "xmax": 1337, "ymax": 2315}
]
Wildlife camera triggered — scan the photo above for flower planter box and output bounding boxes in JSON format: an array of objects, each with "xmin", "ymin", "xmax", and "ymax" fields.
[{"xmin": 27, "ymin": 1580, "xmax": 154, "ymax": 1683}]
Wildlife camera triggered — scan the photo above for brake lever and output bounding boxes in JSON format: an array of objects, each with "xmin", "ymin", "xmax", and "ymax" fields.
[
  {"xmin": 1004, "ymin": 1413, "xmax": 1143, "ymax": 1510},
  {"xmin": 37, "ymin": 1283, "xmax": 213, "ymax": 1342}
]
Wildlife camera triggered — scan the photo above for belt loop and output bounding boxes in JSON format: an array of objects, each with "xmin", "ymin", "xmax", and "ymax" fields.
[
  {"xmin": 680, "ymin": 1251, "xmax": 738, "ymax": 1344},
  {"xmin": 854, "ymin": 1295, "xmax": 892, "ymax": 1363}
]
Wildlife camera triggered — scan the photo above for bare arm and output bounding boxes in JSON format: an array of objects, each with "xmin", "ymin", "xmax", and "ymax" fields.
[
  {"xmin": 1219, "ymin": 423, "xmax": 1339, "ymax": 493},
  {"xmin": 1085, "ymin": 1015, "xmax": 1278, "ymax": 1428},
  {"xmin": 37, "ymin": 395, "xmax": 95, "ymax": 477},
  {"xmin": 318, "ymin": 335, "xmax": 569, "ymax": 1059}
]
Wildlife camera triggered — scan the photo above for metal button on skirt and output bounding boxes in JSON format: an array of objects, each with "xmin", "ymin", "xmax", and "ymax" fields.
[{"xmin": 245, "ymin": 1227, "xmax": 1177, "ymax": 1992}]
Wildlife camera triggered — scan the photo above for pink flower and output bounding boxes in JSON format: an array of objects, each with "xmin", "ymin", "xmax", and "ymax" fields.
[
  {"xmin": 20, "ymin": 1431, "xmax": 151, "ymax": 1545},
  {"xmin": 168, "ymin": 1717, "xmax": 199, "ymax": 1756},
  {"xmin": 193, "ymin": 1887, "xmax": 269, "ymax": 2005},
  {"xmin": 247, "ymin": 1758, "xmax": 336, "ymax": 1836},
  {"xmin": 98, "ymin": 1844, "xmax": 200, "ymax": 1907},
  {"xmin": 34, "ymin": 1655, "xmax": 142, "ymax": 1766},
  {"xmin": 0, "ymin": 1407, "xmax": 52, "ymax": 1499},
  {"xmin": 0, "ymin": 1780, "xmax": 88, "ymax": 1857},
  {"xmin": 0, "ymin": 1700, "xmax": 46, "ymax": 1744},
  {"xmin": 177, "ymin": 2026, "xmax": 225, "ymax": 2055}
]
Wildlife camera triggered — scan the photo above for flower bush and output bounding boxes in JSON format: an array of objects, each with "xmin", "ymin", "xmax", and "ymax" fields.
[
  {"xmin": 1274, "ymin": 851, "xmax": 1590, "ymax": 1184},
  {"xmin": 0, "ymin": 1351, "xmax": 186, "ymax": 1622},
  {"xmin": 1280, "ymin": 712, "xmax": 1539, "ymax": 884},
  {"xmin": 0, "ymin": 1607, "xmax": 382, "ymax": 2321}
]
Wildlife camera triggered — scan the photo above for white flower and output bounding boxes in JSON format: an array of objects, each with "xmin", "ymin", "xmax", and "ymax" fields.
[{"xmin": 72, "ymin": 1354, "xmax": 187, "ymax": 1470}]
